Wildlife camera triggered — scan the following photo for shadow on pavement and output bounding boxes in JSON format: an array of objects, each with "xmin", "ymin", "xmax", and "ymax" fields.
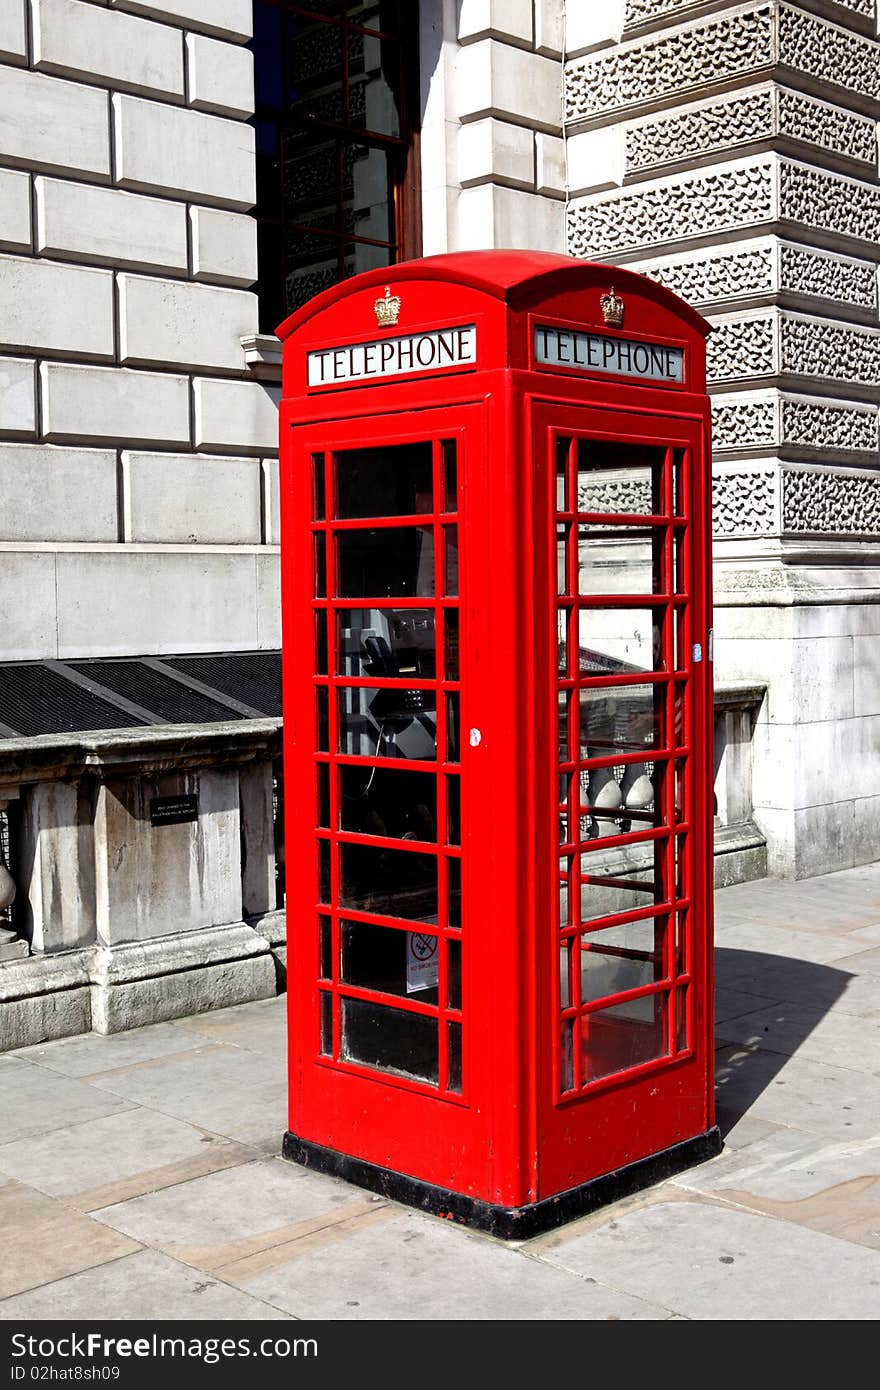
[{"xmin": 713, "ymin": 947, "xmax": 854, "ymax": 1137}]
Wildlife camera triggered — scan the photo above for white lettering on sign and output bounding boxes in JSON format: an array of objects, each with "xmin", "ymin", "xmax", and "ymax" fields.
[
  {"xmin": 308, "ymin": 325, "xmax": 478, "ymax": 386},
  {"xmin": 534, "ymin": 324, "xmax": 684, "ymax": 384}
]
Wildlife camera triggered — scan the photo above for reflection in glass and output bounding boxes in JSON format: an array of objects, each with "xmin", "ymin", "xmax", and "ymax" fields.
[
  {"xmin": 339, "ymin": 842, "xmax": 438, "ymax": 921},
  {"xmin": 336, "ymin": 526, "xmax": 434, "ymax": 597},
  {"xmin": 341, "ymin": 918, "xmax": 438, "ymax": 1005},
  {"xmin": 319, "ymin": 991, "xmax": 333, "ymax": 1056},
  {"xmin": 556, "ymin": 437, "xmax": 570, "ymax": 511},
  {"xmin": 557, "ymin": 608, "xmax": 570, "ymax": 676},
  {"xmin": 340, "ymin": 764, "xmax": 436, "ymax": 841},
  {"xmin": 561, "ymin": 1017, "xmax": 574, "ymax": 1091},
  {"xmin": 580, "ymin": 918, "xmax": 664, "ymax": 1004},
  {"xmin": 343, "ymin": 143, "xmax": 393, "ymax": 243},
  {"xmin": 559, "ymin": 939, "xmax": 572, "ymax": 1009},
  {"xmin": 578, "ymin": 526, "xmax": 665, "ymax": 598},
  {"xmin": 579, "ymin": 684, "xmax": 662, "ymax": 753},
  {"xmin": 581, "ymin": 992, "xmax": 668, "ymax": 1084},
  {"xmin": 447, "ymin": 1020, "xmax": 462, "ymax": 1093},
  {"xmin": 315, "ymin": 609, "xmax": 328, "ymax": 675},
  {"xmin": 347, "ymin": 30, "xmax": 401, "ymax": 138},
  {"xmin": 576, "ymin": 608, "xmax": 664, "ymax": 674},
  {"xmin": 338, "ymin": 687, "xmax": 436, "ymax": 760},
  {"xmin": 334, "ymin": 442, "xmax": 432, "ymax": 519},
  {"xmin": 676, "ymin": 985, "xmax": 689, "ymax": 1052},
  {"xmin": 337, "ymin": 607, "xmax": 435, "ymax": 678},
  {"xmin": 341, "ymin": 996, "xmax": 438, "ymax": 1083},
  {"xmin": 576, "ymin": 440, "xmax": 664, "ymax": 515},
  {"xmin": 578, "ymin": 860, "xmax": 661, "ymax": 922},
  {"xmin": 557, "ymin": 524, "xmax": 570, "ymax": 595}
]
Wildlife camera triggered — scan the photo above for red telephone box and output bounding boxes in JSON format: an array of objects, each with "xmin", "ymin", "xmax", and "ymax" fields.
[{"xmin": 277, "ymin": 251, "xmax": 720, "ymax": 1238}]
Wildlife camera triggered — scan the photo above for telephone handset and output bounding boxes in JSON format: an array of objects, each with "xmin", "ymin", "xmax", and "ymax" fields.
[{"xmin": 364, "ymin": 633, "xmax": 432, "ymax": 720}]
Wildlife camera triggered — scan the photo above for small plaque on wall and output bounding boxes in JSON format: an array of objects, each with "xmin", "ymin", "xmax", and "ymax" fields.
[{"xmin": 150, "ymin": 794, "xmax": 199, "ymax": 827}]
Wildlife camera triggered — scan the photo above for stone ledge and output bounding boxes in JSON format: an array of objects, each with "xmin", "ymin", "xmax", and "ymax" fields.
[{"xmin": 241, "ymin": 333, "xmax": 282, "ymax": 381}]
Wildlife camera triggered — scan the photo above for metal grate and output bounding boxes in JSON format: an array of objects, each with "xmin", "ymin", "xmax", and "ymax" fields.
[
  {"xmin": 165, "ymin": 653, "xmax": 282, "ymax": 717},
  {"xmin": 0, "ymin": 663, "xmax": 148, "ymax": 737},
  {"xmin": 69, "ymin": 661, "xmax": 244, "ymax": 726}
]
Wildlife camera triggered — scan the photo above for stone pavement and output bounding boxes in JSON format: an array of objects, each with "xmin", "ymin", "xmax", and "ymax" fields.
[{"xmin": 1, "ymin": 864, "xmax": 879, "ymax": 1322}]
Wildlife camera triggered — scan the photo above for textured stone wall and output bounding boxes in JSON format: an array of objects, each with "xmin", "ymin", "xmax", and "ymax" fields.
[
  {"xmin": 0, "ymin": 0, "xmax": 279, "ymax": 661},
  {"xmin": 565, "ymin": 0, "xmax": 880, "ymax": 877}
]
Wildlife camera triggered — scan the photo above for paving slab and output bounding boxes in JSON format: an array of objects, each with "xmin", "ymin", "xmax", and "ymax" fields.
[
  {"xmin": 671, "ymin": 1129, "xmax": 880, "ymax": 1250},
  {"xmin": 11, "ymin": 1022, "xmax": 203, "ymax": 1078},
  {"xmin": 0, "ymin": 1107, "xmax": 253, "ymax": 1210},
  {"xmin": 715, "ymin": 948, "xmax": 869, "ymax": 1017},
  {"xmin": 171, "ymin": 997, "xmax": 287, "ymax": 1059},
  {"xmin": 226, "ymin": 1204, "xmax": 670, "ymax": 1320},
  {"xmin": 713, "ymin": 921, "xmax": 860, "ymax": 964},
  {"xmin": 715, "ymin": 1043, "xmax": 880, "ymax": 1142},
  {"xmin": 715, "ymin": 986, "xmax": 781, "ymax": 1025},
  {"xmin": 0, "ymin": 1055, "xmax": 134, "ymax": 1145},
  {"xmin": 0, "ymin": 1249, "xmax": 291, "ymax": 1322},
  {"xmin": 532, "ymin": 1197, "xmax": 880, "ymax": 1319},
  {"xmin": 0, "ymin": 1181, "xmax": 140, "ymax": 1300},
  {"xmin": 91, "ymin": 1156, "xmax": 379, "ymax": 1271},
  {"xmin": 85, "ymin": 1043, "xmax": 286, "ymax": 1149}
]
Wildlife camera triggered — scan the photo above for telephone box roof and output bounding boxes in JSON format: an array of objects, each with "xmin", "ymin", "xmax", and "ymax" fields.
[{"xmin": 275, "ymin": 249, "xmax": 711, "ymax": 341}]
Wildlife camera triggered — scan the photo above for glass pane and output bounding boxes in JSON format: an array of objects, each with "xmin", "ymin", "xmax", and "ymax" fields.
[
  {"xmin": 559, "ymin": 855, "xmax": 573, "ymax": 927},
  {"xmin": 314, "ymin": 533, "xmax": 326, "ymax": 597},
  {"xmin": 676, "ymin": 906, "xmax": 689, "ymax": 974},
  {"xmin": 337, "ymin": 607, "xmax": 435, "ymax": 678},
  {"xmin": 557, "ymin": 608, "xmax": 570, "ymax": 676},
  {"xmin": 557, "ymin": 524, "xmax": 571, "ymax": 595},
  {"xmin": 342, "ymin": 238, "xmax": 395, "ymax": 279},
  {"xmin": 576, "ymin": 607, "xmax": 664, "ymax": 674},
  {"xmin": 288, "ymin": 19, "xmax": 344, "ymax": 123},
  {"xmin": 558, "ymin": 690, "xmax": 570, "ymax": 762},
  {"xmin": 446, "ymin": 692, "xmax": 460, "ymax": 762},
  {"xmin": 443, "ymin": 440, "xmax": 457, "ymax": 513},
  {"xmin": 447, "ymin": 776, "xmax": 460, "ymax": 846},
  {"xmin": 581, "ymin": 992, "xmax": 669, "ymax": 1085},
  {"xmin": 334, "ymin": 443, "xmax": 432, "ymax": 519},
  {"xmin": 448, "ymin": 938, "xmax": 461, "ymax": 1010},
  {"xmin": 319, "ymin": 917, "xmax": 332, "ymax": 979},
  {"xmin": 444, "ymin": 609, "xmax": 459, "ymax": 680},
  {"xmin": 341, "ymin": 918, "xmax": 438, "ymax": 1003},
  {"xmin": 339, "ymin": 842, "xmax": 438, "ymax": 921},
  {"xmin": 448, "ymin": 857, "xmax": 461, "ymax": 928},
  {"xmin": 561, "ymin": 1017, "xmax": 574, "ymax": 1091},
  {"xmin": 580, "ymin": 918, "xmax": 666, "ymax": 1004},
  {"xmin": 559, "ymin": 938, "xmax": 572, "ymax": 1009},
  {"xmin": 556, "ymin": 437, "xmax": 570, "ymax": 511},
  {"xmin": 580, "ymin": 761, "xmax": 660, "ymax": 838},
  {"xmin": 338, "ymin": 686, "xmax": 436, "ymax": 759},
  {"xmin": 317, "ymin": 762, "xmax": 330, "ymax": 827},
  {"xmin": 674, "ymin": 448, "xmax": 687, "ymax": 517},
  {"xmin": 336, "ymin": 526, "xmax": 434, "ymax": 597},
  {"xmin": 578, "ymin": 857, "xmax": 663, "ymax": 923},
  {"xmin": 342, "ymin": 142, "xmax": 393, "ymax": 240},
  {"xmin": 444, "ymin": 526, "xmax": 458, "ymax": 597},
  {"xmin": 316, "ymin": 686, "xmax": 329, "ymax": 750},
  {"xmin": 347, "ymin": 32, "xmax": 401, "ymax": 137},
  {"xmin": 447, "ymin": 1020, "xmax": 462, "ymax": 1093},
  {"xmin": 318, "ymin": 839, "xmax": 331, "ymax": 904},
  {"xmin": 676, "ymin": 984, "xmax": 689, "ymax": 1052},
  {"xmin": 315, "ymin": 609, "xmax": 328, "ymax": 675},
  {"xmin": 319, "ymin": 990, "xmax": 333, "ymax": 1056},
  {"xmin": 576, "ymin": 440, "xmax": 664, "ymax": 515},
  {"xmin": 339, "ymin": 764, "xmax": 436, "ymax": 841},
  {"xmin": 578, "ymin": 526, "xmax": 666, "ymax": 598},
  {"xmin": 341, "ymin": 995, "xmax": 438, "ymax": 1083},
  {"xmin": 313, "ymin": 454, "xmax": 325, "ymax": 519},
  {"xmin": 578, "ymin": 684, "xmax": 663, "ymax": 754},
  {"xmin": 558, "ymin": 770, "xmax": 573, "ymax": 844},
  {"xmin": 674, "ymin": 527, "xmax": 688, "ymax": 594}
]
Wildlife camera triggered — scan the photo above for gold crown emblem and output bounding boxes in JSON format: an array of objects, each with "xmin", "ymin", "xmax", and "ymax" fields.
[
  {"xmin": 374, "ymin": 286, "xmax": 401, "ymax": 327},
  {"xmin": 600, "ymin": 287, "xmax": 625, "ymax": 328}
]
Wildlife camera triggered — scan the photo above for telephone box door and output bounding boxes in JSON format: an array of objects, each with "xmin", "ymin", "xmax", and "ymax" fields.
[{"xmin": 534, "ymin": 401, "xmax": 713, "ymax": 1197}]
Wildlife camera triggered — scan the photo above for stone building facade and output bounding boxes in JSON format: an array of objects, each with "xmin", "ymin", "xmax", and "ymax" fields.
[{"xmin": 0, "ymin": 0, "xmax": 878, "ymax": 1042}]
